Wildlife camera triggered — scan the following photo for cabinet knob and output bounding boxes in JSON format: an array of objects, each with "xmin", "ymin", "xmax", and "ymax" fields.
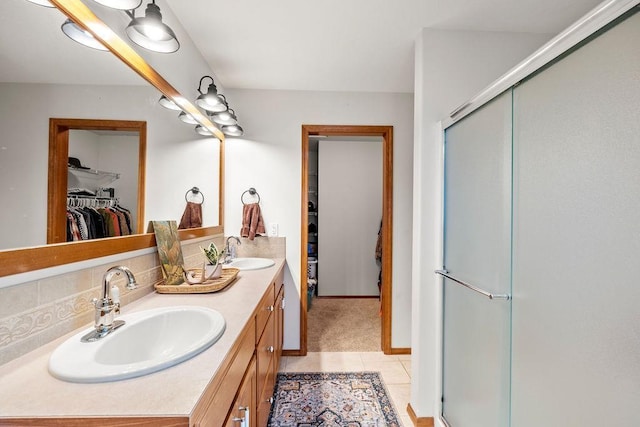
[
  {"xmin": 266, "ymin": 345, "xmax": 274, "ymax": 353},
  {"xmin": 266, "ymin": 305, "xmax": 274, "ymax": 312},
  {"xmin": 266, "ymin": 396, "xmax": 274, "ymax": 404}
]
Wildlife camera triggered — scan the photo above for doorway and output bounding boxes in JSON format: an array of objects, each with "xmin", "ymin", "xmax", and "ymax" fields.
[{"xmin": 300, "ymin": 124, "xmax": 393, "ymax": 355}]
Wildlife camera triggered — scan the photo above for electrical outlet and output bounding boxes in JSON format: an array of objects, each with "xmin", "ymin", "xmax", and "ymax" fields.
[{"xmin": 268, "ymin": 223, "xmax": 279, "ymax": 237}]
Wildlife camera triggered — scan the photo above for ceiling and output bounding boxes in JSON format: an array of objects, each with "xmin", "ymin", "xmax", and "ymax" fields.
[
  {"xmin": 164, "ymin": 0, "xmax": 603, "ymax": 93},
  {"xmin": 1, "ymin": 0, "xmax": 603, "ymax": 92}
]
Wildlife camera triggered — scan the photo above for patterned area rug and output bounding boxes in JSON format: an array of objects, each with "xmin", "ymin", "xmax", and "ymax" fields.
[{"xmin": 268, "ymin": 372, "xmax": 401, "ymax": 426}]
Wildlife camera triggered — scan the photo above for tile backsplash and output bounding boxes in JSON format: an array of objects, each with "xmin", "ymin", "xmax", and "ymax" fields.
[{"xmin": 0, "ymin": 233, "xmax": 226, "ymax": 365}]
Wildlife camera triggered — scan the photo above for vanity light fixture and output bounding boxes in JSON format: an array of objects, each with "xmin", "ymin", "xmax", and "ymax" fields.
[
  {"xmin": 125, "ymin": 0, "xmax": 180, "ymax": 53},
  {"xmin": 195, "ymin": 76, "xmax": 227, "ymax": 113},
  {"xmin": 222, "ymin": 124, "xmax": 244, "ymax": 137},
  {"xmin": 61, "ymin": 19, "xmax": 109, "ymax": 51},
  {"xmin": 25, "ymin": 0, "xmax": 55, "ymax": 7},
  {"xmin": 195, "ymin": 125, "xmax": 218, "ymax": 137},
  {"xmin": 178, "ymin": 111, "xmax": 198, "ymax": 125},
  {"xmin": 92, "ymin": 0, "xmax": 143, "ymax": 9},
  {"xmin": 158, "ymin": 95, "xmax": 181, "ymax": 111},
  {"xmin": 211, "ymin": 108, "xmax": 238, "ymax": 126}
]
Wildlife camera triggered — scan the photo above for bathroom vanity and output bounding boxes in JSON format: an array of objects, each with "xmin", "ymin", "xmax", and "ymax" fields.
[{"xmin": 0, "ymin": 259, "xmax": 285, "ymax": 427}]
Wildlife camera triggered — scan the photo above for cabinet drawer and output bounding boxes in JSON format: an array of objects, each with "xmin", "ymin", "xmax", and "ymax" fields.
[{"xmin": 255, "ymin": 282, "xmax": 275, "ymax": 343}]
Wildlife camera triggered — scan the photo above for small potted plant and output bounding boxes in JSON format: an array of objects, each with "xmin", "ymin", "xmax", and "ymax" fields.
[{"xmin": 200, "ymin": 242, "xmax": 225, "ymax": 279}]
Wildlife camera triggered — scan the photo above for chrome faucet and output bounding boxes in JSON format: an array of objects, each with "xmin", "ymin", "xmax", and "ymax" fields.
[
  {"xmin": 82, "ymin": 266, "xmax": 138, "ymax": 342},
  {"xmin": 224, "ymin": 236, "xmax": 241, "ymax": 263}
]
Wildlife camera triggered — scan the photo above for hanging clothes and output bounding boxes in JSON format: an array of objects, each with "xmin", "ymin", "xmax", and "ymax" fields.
[{"xmin": 66, "ymin": 197, "xmax": 133, "ymax": 241}]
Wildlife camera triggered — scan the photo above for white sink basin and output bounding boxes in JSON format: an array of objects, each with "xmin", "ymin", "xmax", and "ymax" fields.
[
  {"xmin": 224, "ymin": 257, "xmax": 275, "ymax": 271},
  {"xmin": 49, "ymin": 306, "xmax": 225, "ymax": 383}
]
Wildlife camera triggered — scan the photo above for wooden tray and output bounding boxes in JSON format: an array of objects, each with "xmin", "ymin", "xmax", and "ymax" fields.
[{"xmin": 155, "ymin": 267, "xmax": 240, "ymax": 294}]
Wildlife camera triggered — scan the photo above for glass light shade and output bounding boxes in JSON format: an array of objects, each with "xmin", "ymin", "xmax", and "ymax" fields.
[
  {"xmin": 195, "ymin": 85, "xmax": 226, "ymax": 112},
  {"xmin": 25, "ymin": 0, "xmax": 56, "ymax": 7},
  {"xmin": 158, "ymin": 95, "xmax": 181, "ymax": 111},
  {"xmin": 61, "ymin": 19, "xmax": 109, "ymax": 51},
  {"xmin": 211, "ymin": 109, "xmax": 237, "ymax": 126},
  {"xmin": 178, "ymin": 112, "xmax": 198, "ymax": 125},
  {"xmin": 92, "ymin": 0, "xmax": 143, "ymax": 10},
  {"xmin": 222, "ymin": 124, "xmax": 244, "ymax": 137},
  {"xmin": 195, "ymin": 125, "xmax": 214, "ymax": 136},
  {"xmin": 125, "ymin": 2, "xmax": 179, "ymax": 53}
]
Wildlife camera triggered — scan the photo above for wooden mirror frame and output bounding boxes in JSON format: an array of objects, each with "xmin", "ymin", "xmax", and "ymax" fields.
[
  {"xmin": 0, "ymin": 1, "xmax": 224, "ymax": 278},
  {"xmin": 47, "ymin": 118, "xmax": 147, "ymax": 244}
]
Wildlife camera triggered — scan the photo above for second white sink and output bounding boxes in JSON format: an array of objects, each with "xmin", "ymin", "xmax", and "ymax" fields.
[
  {"xmin": 49, "ymin": 306, "xmax": 225, "ymax": 383},
  {"xmin": 224, "ymin": 257, "xmax": 275, "ymax": 271}
]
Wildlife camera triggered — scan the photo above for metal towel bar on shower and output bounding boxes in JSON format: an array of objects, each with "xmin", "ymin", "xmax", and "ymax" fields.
[{"xmin": 435, "ymin": 270, "xmax": 511, "ymax": 300}]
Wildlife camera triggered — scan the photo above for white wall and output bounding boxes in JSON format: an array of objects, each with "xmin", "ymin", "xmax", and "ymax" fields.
[
  {"xmin": 224, "ymin": 89, "xmax": 414, "ymax": 350},
  {"xmin": 411, "ymin": 29, "xmax": 552, "ymax": 419},
  {"xmin": 318, "ymin": 139, "xmax": 382, "ymax": 296}
]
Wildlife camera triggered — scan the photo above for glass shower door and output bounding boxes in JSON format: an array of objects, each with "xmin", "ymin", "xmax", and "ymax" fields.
[{"xmin": 441, "ymin": 90, "xmax": 513, "ymax": 427}]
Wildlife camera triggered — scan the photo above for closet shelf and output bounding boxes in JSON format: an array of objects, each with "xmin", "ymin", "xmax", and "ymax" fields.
[{"xmin": 68, "ymin": 166, "xmax": 120, "ymax": 188}]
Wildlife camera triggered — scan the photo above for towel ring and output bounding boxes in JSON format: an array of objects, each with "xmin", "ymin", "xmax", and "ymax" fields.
[
  {"xmin": 241, "ymin": 187, "xmax": 260, "ymax": 205},
  {"xmin": 185, "ymin": 187, "xmax": 205, "ymax": 204}
]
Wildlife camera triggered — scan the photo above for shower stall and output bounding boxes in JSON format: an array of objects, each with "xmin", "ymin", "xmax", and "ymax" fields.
[{"xmin": 439, "ymin": 4, "xmax": 640, "ymax": 426}]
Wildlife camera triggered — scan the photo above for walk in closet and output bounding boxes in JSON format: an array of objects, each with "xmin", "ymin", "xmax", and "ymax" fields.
[
  {"xmin": 441, "ymin": 6, "xmax": 640, "ymax": 426},
  {"xmin": 307, "ymin": 140, "xmax": 319, "ymax": 307},
  {"xmin": 66, "ymin": 129, "xmax": 139, "ymax": 241}
]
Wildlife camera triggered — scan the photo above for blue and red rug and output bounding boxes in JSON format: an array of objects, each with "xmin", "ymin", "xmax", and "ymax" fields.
[{"xmin": 268, "ymin": 372, "xmax": 402, "ymax": 426}]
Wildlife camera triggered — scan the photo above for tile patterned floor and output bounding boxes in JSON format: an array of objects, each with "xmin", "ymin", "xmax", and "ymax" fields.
[{"xmin": 280, "ymin": 352, "xmax": 412, "ymax": 426}]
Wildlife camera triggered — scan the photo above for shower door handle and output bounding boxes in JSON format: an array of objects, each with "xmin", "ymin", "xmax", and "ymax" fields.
[{"xmin": 435, "ymin": 270, "xmax": 510, "ymax": 300}]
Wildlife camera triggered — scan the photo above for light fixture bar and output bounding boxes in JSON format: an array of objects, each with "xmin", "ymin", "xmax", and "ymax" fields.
[{"xmin": 51, "ymin": 0, "xmax": 224, "ymax": 140}]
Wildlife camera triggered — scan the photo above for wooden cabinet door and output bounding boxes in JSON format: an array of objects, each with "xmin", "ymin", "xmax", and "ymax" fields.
[
  {"xmin": 274, "ymin": 286, "xmax": 284, "ymax": 371},
  {"xmin": 225, "ymin": 357, "xmax": 256, "ymax": 427}
]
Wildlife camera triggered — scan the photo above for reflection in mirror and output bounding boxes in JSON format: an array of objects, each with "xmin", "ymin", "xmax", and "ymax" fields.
[
  {"xmin": 0, "ymin": 1, "xmax": 223, "ymax": 277},
  {"xmin": 47, "ymin": 118, "xmax": 146, "ymax": 244}
]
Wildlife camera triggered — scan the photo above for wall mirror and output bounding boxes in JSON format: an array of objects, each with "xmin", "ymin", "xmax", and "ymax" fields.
[
  {"xmin": 47, "ymin": 119, "xmax": 146, "ymax": 244},
  {"xmin": 0, "ymin": 1, "xmax": 223, "ymax": 278}
]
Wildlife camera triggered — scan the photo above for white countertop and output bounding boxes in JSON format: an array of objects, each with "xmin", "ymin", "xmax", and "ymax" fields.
[{"xmin": 0, "ymin": 258, "xmax": 285, "ymax": 419}]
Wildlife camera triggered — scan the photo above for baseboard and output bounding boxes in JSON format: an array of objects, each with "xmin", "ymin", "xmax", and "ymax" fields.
[
  {"xmin": 387, "ymin": 347, "xmax": 411, "ymax": 355},
  {"xmin": 407, "ymin": 403, "xmax": 435, "ymax": 427},
  {"xmin": 315, "ymin": 295, "xmax": 380, "ymax": 299},
  {"xmin": 283, "ymin": 348, "xmax": 408, "ymax": 356}
]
